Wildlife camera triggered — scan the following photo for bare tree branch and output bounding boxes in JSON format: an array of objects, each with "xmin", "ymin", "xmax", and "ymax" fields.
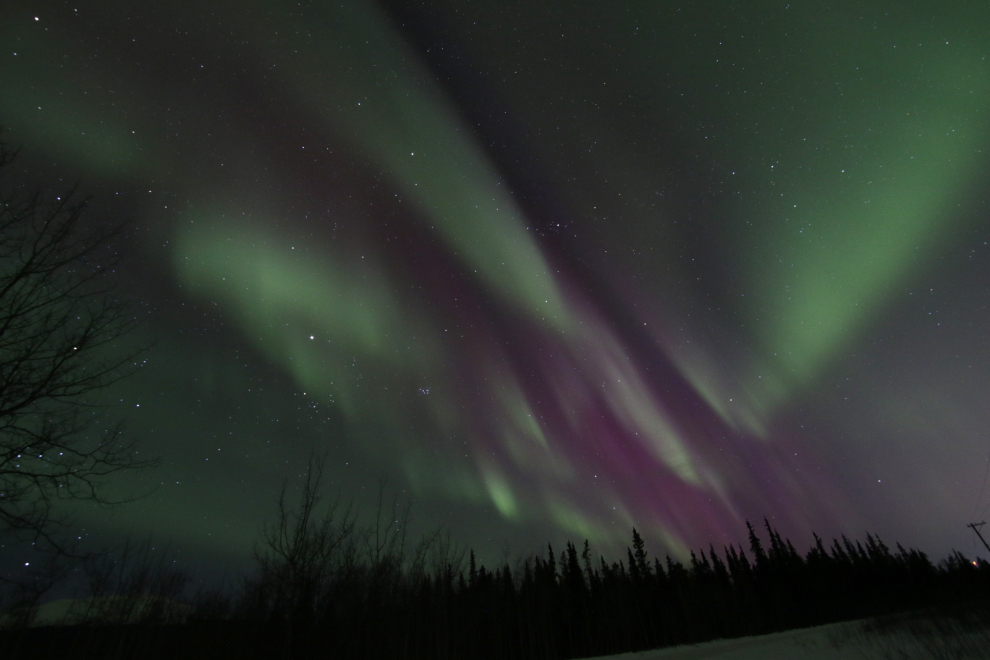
[{"xmin": 0, "ymin": 137, "xmax": 157, "ymax": 589}]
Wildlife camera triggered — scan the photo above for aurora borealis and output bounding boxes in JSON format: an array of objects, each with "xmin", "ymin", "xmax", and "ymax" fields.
[{"xmin": 2, "ymin": 0, "xmax": 990, "ymax": 573}]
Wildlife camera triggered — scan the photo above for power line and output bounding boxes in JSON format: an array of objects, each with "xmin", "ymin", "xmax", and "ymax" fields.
[{"xmin": 967, "ymin": 522, "xmax": 990, "ymax": 557}]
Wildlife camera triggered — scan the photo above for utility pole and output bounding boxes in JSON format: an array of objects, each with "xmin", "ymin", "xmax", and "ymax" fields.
[{"xmin": 967, "ymin": 522, "xmax": 990, "ymax": 556}]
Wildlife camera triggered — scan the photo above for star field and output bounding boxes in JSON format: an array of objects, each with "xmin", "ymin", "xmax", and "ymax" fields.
[{"xmin": 1, "ymin": 0, "xmax": 989, "ymax": 573}]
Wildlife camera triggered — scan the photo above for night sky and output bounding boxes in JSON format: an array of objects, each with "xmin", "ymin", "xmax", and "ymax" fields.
[{"xmin": 2, "ymin": 0, "xmax": 990, "ymax": 576}]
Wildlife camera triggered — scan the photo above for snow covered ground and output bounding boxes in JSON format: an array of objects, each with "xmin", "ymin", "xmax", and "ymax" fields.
[
  {"xmin": 583, "ymin": 613, "xmax": 989, "ymax": 660},
  {"xmin": 582, "ymin": 623, "xmax": 863, "ymax": 660}
]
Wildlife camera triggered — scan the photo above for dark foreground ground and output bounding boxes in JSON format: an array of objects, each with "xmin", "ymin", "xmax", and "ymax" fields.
[{"xmin": 3, "ymin": 600, "xmax": 990, "ymax": 660}]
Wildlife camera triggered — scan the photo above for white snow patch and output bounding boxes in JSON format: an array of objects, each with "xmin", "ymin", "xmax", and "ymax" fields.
[{"xmin": 581, "ymin": 621, "xmax": 871, "ymax": 660}]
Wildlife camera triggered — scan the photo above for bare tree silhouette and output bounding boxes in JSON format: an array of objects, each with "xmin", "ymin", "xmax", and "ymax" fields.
[
  {"xmin": 0, "ymin": 139, "xmax": 156, "ymax": 603},
  {"xmin": 247, "ymin": 452, "xmax": 358, "ymax": 658}
]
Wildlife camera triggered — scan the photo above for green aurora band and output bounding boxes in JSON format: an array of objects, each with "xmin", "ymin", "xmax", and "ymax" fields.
[{"xmin": 1, "ymin": 0, "xmax": 987, "ymax": 559}]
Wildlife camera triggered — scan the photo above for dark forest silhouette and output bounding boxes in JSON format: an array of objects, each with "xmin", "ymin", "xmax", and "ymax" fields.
[{"xmin": 2, "ymin": 459, "xmax": 989, "ymax": 660}]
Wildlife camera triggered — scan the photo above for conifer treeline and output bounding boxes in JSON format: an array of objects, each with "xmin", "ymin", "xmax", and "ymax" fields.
[
  {"xmin": 4, "ymin": 460, "xmax": 990, "ymax": 660},
  {"xmin": 2, "ymin": 520, "xmax": 989, "ymax": 660},
  {"xmin": 230, "ymin": 520, "xmax": 989, "ymax": 660}
]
